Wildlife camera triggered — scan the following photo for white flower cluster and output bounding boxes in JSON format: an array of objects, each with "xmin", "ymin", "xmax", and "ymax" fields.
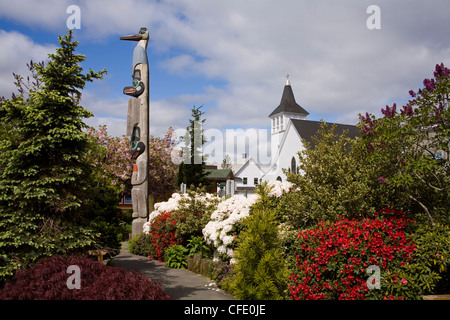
[
  {"xmin": 202, "ymin": 181, "xmax": 294, "ymax": 260},
  {"xmin": 202, "ymin": 194, "xmax": 259, "ymax": 260},
  {"xmin": 266, "ymin": 180, "xmax": 294, "ymax": 198}
]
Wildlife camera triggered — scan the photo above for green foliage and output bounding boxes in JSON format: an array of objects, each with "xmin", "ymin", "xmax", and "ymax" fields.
[
  {"xmin": 209, "ymin": 261, "xmax": 235, "ymax": 293},
  {"xmin": 230, "ymin": 183, "xmax": 289, "ymax": 300},
  {"xmin": 286, "ymin": 122, "xmax": 377, "ymax": 228},
  {"xmin": 359, "ymin": 63, "xmax": 449, "ymax": 226},
  {"xmin": 0, "ymin": 30, "xmax": 106, "ymax": 284},
  {"xmin": 187, "ymin": 236, "xmax": 213, "ymax": 258},
  {"xmin": 173, "ymin": 187, "xmax": 219, "ymax": 244},
  {"xmin": 128, "ymin": 233, "xmax": 150, "ymax": 257},
  {"xmin": 177, "ymin": 105, "xmax": 210, "ymax": 188},
  {"xmin": 383, "ymin": 223, "xmax": 450, "ymax": 298},
  {"xmin": 164, "ymin": 245, "xmax": 188, "ymax": 269}
]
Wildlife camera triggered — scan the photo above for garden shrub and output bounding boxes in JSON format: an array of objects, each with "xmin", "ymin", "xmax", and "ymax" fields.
[
  {"xmin": 164, "ymin": 245, "xmax": 188, "ymax": 269},
  {"xmin": 128, "ymin": 233, "xmax": 150, "ymax": 257},
  {"xmin": 0, "ymin": 255, "xmax": 170, "ymax": 300},
  {"xmin": 147, "ymin": 211, "xmax": 179, "ymax": 262},
  {"xmin": 187, "ymin": 236, "xmax": 213, "ymax": 258},
  {"xmin": 230, "ymin": 184, "xmax": 289, "ymax": 300},
  {"xmin": 387, "ymin": 223, "xmax": 450, "ymax": 297},
  {"xmin": 203, "ymin": 194, "xmax": 259, "ymax": 261},
  {"xmin": 172, "ymin": 188, "xmax": 219, "ymax": 245},
  {"xmin": 209, "ymin": 261, "xmax": 235, "ymax": 294},
  {"xmin": 289, "ymin": 208, "xmax": 417, "ymax": 300}
]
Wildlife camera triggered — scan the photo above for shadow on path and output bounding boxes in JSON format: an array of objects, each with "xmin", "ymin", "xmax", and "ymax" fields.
[{"xmin": 112, "ymin": 246, "xmax": 234, "ymax": 300}]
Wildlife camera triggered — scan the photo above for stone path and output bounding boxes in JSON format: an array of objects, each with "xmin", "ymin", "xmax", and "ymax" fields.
[{"xmin": 112, "ymin": 243, "xmax": 234, "ymax": 300}]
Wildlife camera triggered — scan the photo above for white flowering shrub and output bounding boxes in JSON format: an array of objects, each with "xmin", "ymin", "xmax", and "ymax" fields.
[
  {"xmin": 143, "ymin": 181, "xmax": 295, "ymax": 261},
  {"xmin": 143, "ymin": 191, "xmax": 218, "ymax": 236},
  {"xmin": 202, "ymin": 194, "xmax": 259, "ymax": 261}
]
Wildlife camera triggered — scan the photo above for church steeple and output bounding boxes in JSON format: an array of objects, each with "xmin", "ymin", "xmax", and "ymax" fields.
[
  {"xmin": 269, "ymin": 75, "xmax": 309, "ymax": 118},
  {"xmin": 269, "ymin": 76, "xmax": 309, "ymax": 137}
]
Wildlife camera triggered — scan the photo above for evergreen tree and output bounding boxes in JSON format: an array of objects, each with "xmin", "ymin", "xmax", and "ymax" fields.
[
  {"xmin": 0, "ymin": 30, "xmax": 106, "ymax": 284},
  {"xmin": 177, "ymin": 105, "xmax": 210, "ymax": 188},
  {"xmin": 231, "ymin": 182, "xmax": 289, "ymax": 300}
]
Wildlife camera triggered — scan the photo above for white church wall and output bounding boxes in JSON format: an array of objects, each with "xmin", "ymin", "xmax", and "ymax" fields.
[{"xmin": 262, "ymin": 120, "xmax": 305, "ymax": 182}]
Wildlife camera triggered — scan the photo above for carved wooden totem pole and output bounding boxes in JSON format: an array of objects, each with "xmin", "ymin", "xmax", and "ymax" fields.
[{"xmin": 121, "ymin": 27, "xmax": 150, "ymax": 237}]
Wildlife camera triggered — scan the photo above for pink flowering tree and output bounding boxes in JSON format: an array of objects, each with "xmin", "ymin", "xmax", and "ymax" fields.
[
  {"xmin": 359, "ymin": 63, "xmax": 449, "ymax": 226},
  {"xmin": 86, "ymin": 125, "xmax": 131, "ymax": 193},
  {"xmin": 148, "ymin": 127, "xmax": 178, "ymax": 199},
  {"xmin": 86, "ymin": 125, "xmax": 178, "ymax": 200}
]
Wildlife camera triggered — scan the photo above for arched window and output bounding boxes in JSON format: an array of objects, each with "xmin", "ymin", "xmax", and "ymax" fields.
[
  {"xmin": 276, "ymin": 176, "xmax": 282, "ymax": 182},
  {"xmin": 291, "ymin": 157, "xmax": 296, "ymax": 174}
]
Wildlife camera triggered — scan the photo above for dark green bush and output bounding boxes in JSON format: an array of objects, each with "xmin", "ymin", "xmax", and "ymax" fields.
[
  {"xmin": 128, "ymin": 233, "xmax": 150, "ymax": 256},
  {"xmin": 187, "ymin": 236, "xmax": 213, "ymax": 258},
  {"xmin": 164, "ymin": 245, "xmax": 188, "ymax": 269}
]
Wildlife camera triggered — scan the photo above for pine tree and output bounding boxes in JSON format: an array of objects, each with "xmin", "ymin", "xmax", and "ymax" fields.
[
  {"xmin": 0, "ymin": 30, "xmax": 106, "ymax": 283},
  {"xmin": 231, "ymin": 182, "xmax": 289, "ymax": 300},
  {"xmin": 177, "ymin": 105, "xmax": 210, "ymax": 188}
]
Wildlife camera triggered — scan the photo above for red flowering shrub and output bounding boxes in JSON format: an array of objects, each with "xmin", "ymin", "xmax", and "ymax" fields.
[
  {"xmin": 148, "ymin": 211, "xmax": 179, "ymax": 262},
  {"xmin": 0, "ymin": 255, "xmax": 170, "ymax": 300},
  {"xmin": 289, "ymin": 208, "xmax": 417, "ymax": 300}
]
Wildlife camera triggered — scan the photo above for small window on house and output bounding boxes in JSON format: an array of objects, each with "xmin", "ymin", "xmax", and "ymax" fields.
[
  {"xmin": 276, "ymin": 176, "xmax": 282, "ymax": 182},
  {"xmin": 254, "ymin": 178, "xmax": 258, "ymax": 185},
  {"xmin": 291, "ymin": 157, "xmax": 297, "ymax": 174},
  {"xmin": 124, "ymin": 196, "xmax": 132, "ymax": 204},
  {"xmin": 243, "ymin": 177, "xmax": 248, "ymax": 185}
]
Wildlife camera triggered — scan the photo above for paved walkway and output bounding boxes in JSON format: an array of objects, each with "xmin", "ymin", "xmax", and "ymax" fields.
[{"xmin": 112, "ymin": 243, "xmax": 234, "ymax": 300}]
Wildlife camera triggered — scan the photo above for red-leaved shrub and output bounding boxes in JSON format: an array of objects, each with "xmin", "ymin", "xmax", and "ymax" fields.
[
  {"xmin": 289, "ymin": 208, "xmax": 416, "ymax": 300},
  {"xmin": 0, "ymin": 255, "xmax": 170, "ymax": 300}
]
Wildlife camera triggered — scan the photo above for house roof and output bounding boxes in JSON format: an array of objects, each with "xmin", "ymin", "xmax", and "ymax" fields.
[
  {"xmin": 268, "ymin": 82, "xmax": 309, "ymax": 118},
  {"xmin": 205, "ymin": 169, "xmax": 234, "ymax": 180},
  {"xmin": 290, "ymin": 119, "xmax": 361, "ymax": 149}
]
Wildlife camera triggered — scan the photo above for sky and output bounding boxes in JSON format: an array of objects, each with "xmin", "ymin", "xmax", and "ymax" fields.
[{"xmin": 0, "ymin": 0, "xmax": 449, "ymax": 163}]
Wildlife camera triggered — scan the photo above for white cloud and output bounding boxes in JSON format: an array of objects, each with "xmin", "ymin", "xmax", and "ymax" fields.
[
  {"xmin": 0, "ymin": 30, "xmax": 55, "ymax": 98},
  {"xmin": 2, "ymin": 0, "xmax": 450, "ymax": 141},
  {"xmin": 0, "ymin": 0, "xmax": 69, "ymax": 30}
]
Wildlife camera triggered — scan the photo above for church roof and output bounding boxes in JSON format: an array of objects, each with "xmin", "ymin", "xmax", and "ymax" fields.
[
  {"xmin": 291, "ymin": 119, "xmax": 361, "ymax": 149},
  {"xmin": 268, "ymin": 80, "xmax": 309, "ymax": 118}
]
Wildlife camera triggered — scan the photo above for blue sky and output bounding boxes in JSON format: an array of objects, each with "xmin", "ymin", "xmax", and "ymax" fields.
[{"xmin": 1, "ymin": 0, "xmax": 450, "ymax": 162}]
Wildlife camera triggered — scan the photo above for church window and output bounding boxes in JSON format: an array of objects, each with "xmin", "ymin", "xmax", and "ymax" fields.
[
  {"xmin": 291, "ymin": 157, "xmax": 296, "ymax": 174},
  {"xmin": 276, "ymin": 176, "xmax": 282, "ymax": 182}
]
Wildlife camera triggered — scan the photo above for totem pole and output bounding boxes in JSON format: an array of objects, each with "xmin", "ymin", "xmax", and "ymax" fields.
[{"xmin": 121, "ymin": 27, "xmax": 150, "ymax": 237}]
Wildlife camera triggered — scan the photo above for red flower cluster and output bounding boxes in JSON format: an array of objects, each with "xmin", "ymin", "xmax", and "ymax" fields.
[
  {"xmin": 289, "ymin": 208, "xmax": 416, "ymax": 300},
  {"xmin": 147, "ymin": 212, "xmax": 179, "ymax": 262}
]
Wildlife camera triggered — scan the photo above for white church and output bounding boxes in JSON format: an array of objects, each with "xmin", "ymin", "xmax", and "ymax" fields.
[{"xmin": 229, "ymin": 77, "xmax": 360, "ymax": 195}]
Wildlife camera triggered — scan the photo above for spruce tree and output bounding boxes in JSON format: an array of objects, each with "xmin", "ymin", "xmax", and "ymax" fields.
[
  {"xmin": 231, "ymin": 182, "xmax": 289, "ymax": 300},
  {"xmin": 177, "ymin": 105, "xmax": 210, "ymax": 188},
  {"xmin": 0, "ymin": 30, "xmax": 106, "ymax": 283}
]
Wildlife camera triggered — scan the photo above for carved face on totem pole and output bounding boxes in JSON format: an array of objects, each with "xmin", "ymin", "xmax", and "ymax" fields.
[{"xmin": 120, "ymin": 27, "xmax": 149, "ymax": 97}]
